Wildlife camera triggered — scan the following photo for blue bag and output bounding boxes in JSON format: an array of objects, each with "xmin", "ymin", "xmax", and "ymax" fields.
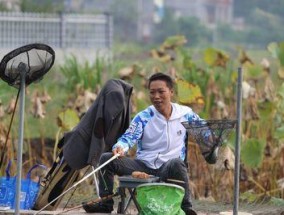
[
  {"xmin": 0, "ymin": 162, "xmax": 46, "ymax": 209},
  {"xmin": 0, "ymin": 161, "xmax": 16, "ymax": 208}
]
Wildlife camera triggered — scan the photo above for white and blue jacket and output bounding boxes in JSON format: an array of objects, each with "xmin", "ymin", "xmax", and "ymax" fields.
[{"xmin": 112, "ymin": 103, "xmax": 203, "ymax": 169}]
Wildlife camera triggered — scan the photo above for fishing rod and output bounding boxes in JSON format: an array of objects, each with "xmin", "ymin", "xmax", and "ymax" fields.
[
  {"xmin": 54, "ymin": 193, "xmax": 119, "ymax": 214},
  {"xmin": 34, "ymin": 154, "xmax": 119, "ymax": 215}
]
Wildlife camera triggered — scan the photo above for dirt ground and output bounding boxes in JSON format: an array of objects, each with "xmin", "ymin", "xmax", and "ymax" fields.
[
  {"xmin": 43, "ymin": 172, "xmax": 283, "ymax": 215},
  {"xmin": 54, "ymin": 189, "xmax": 284, "ymax": 215},
  {"xmin": 1, "ymin": 199, "xmax": 283, "ymax": 215}
]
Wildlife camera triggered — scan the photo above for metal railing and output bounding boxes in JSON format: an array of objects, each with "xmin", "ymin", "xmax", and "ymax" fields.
[{"xmin": 0, "ymin": 12, "xmax": 112, "ymax": 50}]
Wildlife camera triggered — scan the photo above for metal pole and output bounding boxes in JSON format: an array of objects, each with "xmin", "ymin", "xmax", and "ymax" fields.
[
  {"xmin": 15, "ymin": 68, "xmax": 26, "ymax": 215},
  {"xmin": 233, "ymin": 67, "xmax": 243, "ymax": 215},
  {"xmin": 92, "ymin": 167, "xmax": 101, "ymax": 199}
]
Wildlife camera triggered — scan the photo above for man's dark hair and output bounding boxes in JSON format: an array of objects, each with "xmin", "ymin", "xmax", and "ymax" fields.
[{"xmin": 148, "ymin": 72, "xmax": 174, "ymax": 89}]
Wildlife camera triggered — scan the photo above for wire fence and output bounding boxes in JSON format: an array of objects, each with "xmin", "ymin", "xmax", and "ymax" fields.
[{"xmin": 0, "ymin": 12, "xmax": 112, "ymax": 50}]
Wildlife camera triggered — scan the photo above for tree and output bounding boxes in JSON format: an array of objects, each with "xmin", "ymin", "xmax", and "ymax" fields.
[
  {"xmin": 109, "ymin": 0, "xmax": 138, "ymax": 43},
  {"xmin": 234, "ymin": 0, "xmax": 284, "ymax": 20},
  {"xmin": 177, "ymin": 17, "xmax": 210, "ymax": 47},
  {"xmin": 152, "ymin": 8, "xmax": 210, "ymax": 47},
  {"xmin": 245, "ymin": 8, "xmax": 284, "ymax": 45},
  {"xmin": 152, "ymin": 8, "xmax": 180, "ymax": 45},
  {"xmin": 0, "ymin": 2, "xmax": 8, "ymax": 11}
]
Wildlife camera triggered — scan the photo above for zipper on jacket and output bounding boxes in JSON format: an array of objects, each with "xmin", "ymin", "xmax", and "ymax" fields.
[{"xmin": 166, "ymin": 121, "xmax": 170, "ymax": 151}]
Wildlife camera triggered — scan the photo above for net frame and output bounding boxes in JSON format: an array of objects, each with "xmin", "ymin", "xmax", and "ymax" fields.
[
  {"xmin": 0, "ymin": 43, "xmax": 55, "ymax": 88},
  {"xmin": 182, "ymin": 119, "xmax": 237, "ymax": 145},
  {"xmin": 182, "ymin": 119, "xmax": 237, "ymax": 164}
]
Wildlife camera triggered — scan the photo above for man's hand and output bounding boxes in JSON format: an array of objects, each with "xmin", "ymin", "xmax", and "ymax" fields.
[{"xmin": 112, "ymin": 146, "xmax": 125, "ymax": 157}]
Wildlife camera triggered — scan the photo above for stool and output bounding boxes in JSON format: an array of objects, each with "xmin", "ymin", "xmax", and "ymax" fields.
[{"xmin": 117, "ymin": 175, "xmax": 159, "ymax": 214}]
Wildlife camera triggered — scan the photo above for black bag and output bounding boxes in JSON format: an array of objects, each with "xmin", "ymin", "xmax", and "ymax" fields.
[{"xmin": 33, "ymin": 138, "xmax": 79, "ymax": 211}]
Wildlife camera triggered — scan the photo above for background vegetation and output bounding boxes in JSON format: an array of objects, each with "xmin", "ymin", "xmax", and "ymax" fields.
[
  {"xmin": 0, "ymin": 0, "xmax": 283, "ymax": 211},
  {"xmin": 1, "ymin": 37, "xmax": 284, "ymax": 209}
]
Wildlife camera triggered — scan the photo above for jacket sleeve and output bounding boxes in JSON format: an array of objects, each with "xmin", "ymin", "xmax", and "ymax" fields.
[{"xmin": 112, "ymin": 112, "xmax": 145, "ymax": 152}]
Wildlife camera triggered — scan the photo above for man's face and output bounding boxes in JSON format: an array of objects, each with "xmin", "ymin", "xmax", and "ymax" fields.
[{"xmin": 149, "ymin": 80, "xmax": 173, "ymax": 112}]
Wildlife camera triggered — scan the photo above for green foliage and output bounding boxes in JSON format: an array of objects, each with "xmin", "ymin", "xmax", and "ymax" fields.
[
  {"xmin": 152, "ymin": 8, "xmax": 180, "ymax": 45},
  {"xmin": 269, "ymin": 41, "xmax": 284, "ymax": 69},
  {"xmin": 269, "ymin": 197, "xmax": 284, "ymax": 206},
  {"xmin": 176, "ymin": 80, "xmax": 203, "ymax": 105},
  {"xmin": 176, "ymin": 48, "xmax": 209, "ymax": 92},
  {"xmin": 0, "ymin": 2, "xmax": 8, "ymax": 11},
  {"xmin": 234, "ymin": 0, "xmax": 284, "ymax": 20},
  {"xmin": 240, "ymin": 191, "xmax": 259, "ymax": 203},
  {"xmin": 244, "ymin": 9, "xmax": 284, "ymax": 45},
  {"xmin": 163, "ymin": 35, "xmax": 187, "ymax": 48},
  {"xmin": 53, "ymin": 108, "xmax": 80, "ymax": 160},
  {"xmin": 241, "ymin": 138, "xmax": 266, "ymax": 168},
  {"xmin": 249, "ymin": 8, "xmax": 282, "ymax": 29},
  {"xmin": 216, "ymin": 24, "xmax": 245, "ymax": 43},
  {"xmin": 215, "ymin": 5, "xmax": 284, "ymax": 48},
  {"xmin": 171, "ymin": 45, "xmax": 237, "ymax": 119},
  {"xmin": 267, "ymin": 42, "xmax": 279, "ymax": 59},
  {"xmin": 152, "ymin": 8, "xmax": 210, "ymax": 47},
  {"xmin": 203, "ymin": 48, "xmax": 229, "ymax": 68},
  {"xmin": 204, "ymin": 48, "xmax": 218, "ymax": 66},
  {"xmin": 177, "ymin": 17, "xmax": 210, "ymax": 46},
  {"xmin": 136, "ymin": 99, "xmax": 149, "ymax": 114},
  {"xmin": 1, "ymin": 37, "xmax": 284, "ymax": 202},
  {"xmin": 59, "ymin": 55, "xmax": 105, "ymax": 92},
  {"xmin": 241, "ymin": 192, "xmax": 284, "ymax": 206},
  {"xmin": 273, "ymin": 125, "xmax": 284, "ymax": 140},
  {"xmin": 57, "ymin": 109, "xmax": 80, "ymax": 132},
  {"xmin": 279, "ymin": 42, "xmax": 284, "ymax": 66},
  {"xmin": 258, "ymin": 101, "xmax": 275, "ymax": 120},
  {"xmin": 0, "ymin": 82, "xmax": 17, "ymax": 104},
  {"xmin": 245, "ymin": 64, "xmax": 263, "ymax": 80},
  {"xmin": 277, "ymin": 83, "xmax": 284, "ymax": 99}
]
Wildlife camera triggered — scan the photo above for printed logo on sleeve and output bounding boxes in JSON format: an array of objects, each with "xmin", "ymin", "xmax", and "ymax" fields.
[{"xmin": 128, "ymin": 122, "xmax": 138, "ymax": 133}]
